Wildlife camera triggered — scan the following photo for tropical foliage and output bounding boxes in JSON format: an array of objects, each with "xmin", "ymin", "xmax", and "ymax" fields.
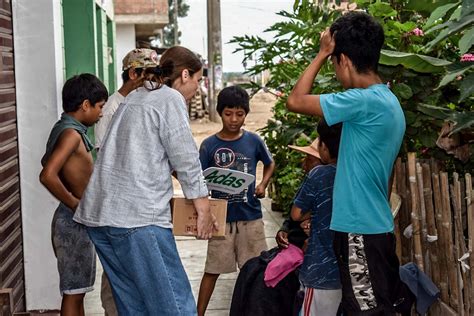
[
  {"xmin": 230, "ymin": 0, "xmax": 473, "ymax": 213},
  {"xmin": 163, "ymin": 0, "xmax": 190, "ymax": 46}
]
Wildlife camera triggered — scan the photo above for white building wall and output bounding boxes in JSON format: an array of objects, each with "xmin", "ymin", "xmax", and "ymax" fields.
[
  {"xmin": 12, "ymin": 0, "xmax": 64, "ymax": 310},
  {"xmin": 115, "ymin": 24, "xmax": 136, "ymax": 87},
  {"xmin": 96, "ymin": 0, "xmax": 115, "ymax": 19}
]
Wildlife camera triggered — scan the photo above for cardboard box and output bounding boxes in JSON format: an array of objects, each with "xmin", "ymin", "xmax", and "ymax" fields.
[{"xmin": 172, "ymin": 197, "xmax": 227, "ymax": 237}]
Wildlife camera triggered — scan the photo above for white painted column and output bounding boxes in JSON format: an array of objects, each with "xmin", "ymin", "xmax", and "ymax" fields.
[
  {"xmin": 115, "ymin": 24, "xmax": 136, "ymax": 87},
  {"xmin": 13, "ymin": 0, "xmax": 64, "ymax": 310}
]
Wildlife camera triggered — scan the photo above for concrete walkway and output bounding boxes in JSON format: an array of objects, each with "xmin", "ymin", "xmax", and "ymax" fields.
[{"xmin": 84, "ymin": 198, "xmax": 285, "ymax": 315}]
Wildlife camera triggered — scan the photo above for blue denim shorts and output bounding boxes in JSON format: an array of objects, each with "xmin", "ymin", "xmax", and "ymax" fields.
[{"xmin": 51, "ymin": 203, "xmax": 96, "ymax": 295}]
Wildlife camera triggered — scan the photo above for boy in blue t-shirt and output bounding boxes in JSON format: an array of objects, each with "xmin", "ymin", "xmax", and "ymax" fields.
[
  {"xmin": 291, "ymin": 119, "xmax": 342, "ymax": 316},
  {"xmin": 197, "ymin": 86, "xmax": 275, "ymax": 316},
  {"xmin": 287, "ymin": 12, "xmax": 412, "ymax": 315}
]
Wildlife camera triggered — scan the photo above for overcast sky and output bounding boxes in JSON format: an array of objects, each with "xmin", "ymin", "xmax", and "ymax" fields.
[{"xmin": 178, "ymin": 0, "xmax": 293, "ymax": 73}]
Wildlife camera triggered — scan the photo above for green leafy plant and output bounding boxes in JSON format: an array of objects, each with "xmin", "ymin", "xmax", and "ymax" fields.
[
  {"xmin": 163, "ymin": 0, "xmax": 190, "ymax": 46},
  {"xmin": 232, "ymin": 0, "xmax": 473, "ymax": 212},
  {"xmin": 231, "ymin": 2, "xmax": 342, "ymax": 212},
  {"xmin": 373, "ymin": 0, "xmax": 473, "ymax": 170}
]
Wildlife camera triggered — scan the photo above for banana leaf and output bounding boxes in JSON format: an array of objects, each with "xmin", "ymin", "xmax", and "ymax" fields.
[
  {"xmin": 380, "ymin": 50, "xmax": 451, "ymax": 73},
  {"xmin": 417, "ymin": 103, "xmax": 474, "ymax": 135},
  {"xmin": 425, "ymin": 13, "xmax": 474, "ymax": 50}
]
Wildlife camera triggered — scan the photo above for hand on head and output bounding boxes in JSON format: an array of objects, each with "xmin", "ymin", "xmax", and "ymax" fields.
[{"xmin": 319, "ymin": 28, "xmax": 336, "ymax": 58}]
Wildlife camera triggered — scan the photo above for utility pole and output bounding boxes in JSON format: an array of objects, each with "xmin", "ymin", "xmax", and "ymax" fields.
[
  {"xmin": 207, "ymin": 0, "xmax": 223, "ymax": 122},
  {"xmin": 173, "ymin": 0, "xmax": 179, "ymax": 45}
]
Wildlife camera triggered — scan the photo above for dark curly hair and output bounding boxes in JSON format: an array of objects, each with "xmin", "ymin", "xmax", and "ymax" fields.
[
  {"xmin": 330, "ymin": 12, "xmax": 384, "ymax": 74},
  {"xmin": 216, "ymin": 85, "xmax": 250, "ymax": 115},
  {"xmin": 317, "ymin": 119, "xmax": 343, "ymax": 159},
  {"xmin": 62, "ymin": 73, "xmax": 108, "ymax": 112}
]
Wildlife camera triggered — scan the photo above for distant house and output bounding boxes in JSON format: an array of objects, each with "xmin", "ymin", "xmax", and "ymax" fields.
[{"xmin": 113, "ymin": 0, "xmax": 168, "ymax": 85}]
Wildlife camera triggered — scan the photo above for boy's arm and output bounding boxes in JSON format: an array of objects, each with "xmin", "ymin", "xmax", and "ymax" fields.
[
  {"xmin": 286, "ymin": 28, "xmax": 335, "ymax": 116},
  {"xmin": 255, "ymin": 160, "xmax": 275, "ymax": 198},
  {"xmin": 290, "ymin": 204, "xmax": 311, "ymax": 221},
  {"xmin": 159, "ymin": 98, "xmax": 216, "ymax": 239},
  {"xmin": 39, "ymin": 129, "xmax": 81, "ymax": 210},
  {"xmin": 276, "ymin": 218, "xmax": 295, "ymax": 249},
  {"xmin": 291, "ymin": 171, "xmax": 317, "ymax": 222},
  {"xmin": 279, "ymin": 218, "xmax": 291, "ymax": 233}
]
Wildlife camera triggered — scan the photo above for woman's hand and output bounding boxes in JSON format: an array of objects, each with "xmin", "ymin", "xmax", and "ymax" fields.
[{"xmin": 193, "ymin": 197, "xmax": 219, "ymax": 239}]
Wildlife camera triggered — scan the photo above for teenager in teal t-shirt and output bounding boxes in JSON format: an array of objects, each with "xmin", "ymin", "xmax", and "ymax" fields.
[
  {"xmin": 320, "ymin": 85, "xmax": 405, "ymax": 234},
  {"xmin": 286, "ymin": 12, "xmax": 414, "ymax": 316}
]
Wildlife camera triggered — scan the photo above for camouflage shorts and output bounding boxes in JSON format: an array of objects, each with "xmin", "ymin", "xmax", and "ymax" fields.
[
  {"xmin": 334, "ymin": 231, "xmax": 413, "ymax": 314},
  {"xmin": 51, "ymin": 203, "xmax": 96, "ymax": 295}
]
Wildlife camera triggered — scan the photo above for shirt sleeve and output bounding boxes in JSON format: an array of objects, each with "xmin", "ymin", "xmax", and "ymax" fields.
[
  {"xmin": 320, "ymin": 88, "xmax": 367, "ymax": 126},
  {"xmin": 94, "ymin": 94, "xmax": 122, "ymax": 149},
  {"xmin": 94, "ymin": 113, "xmax": 112, "ymax": 149},
  {"xmin": 279, "ymin": 218, "xmax": 291, "ymax": 233},
  {"xmin": 255, "ymin": 134, "xmax": 273, "ymax": 166},
  {"xmin": 199, "ymin": 141, "xmax": 210, "ymax": 171},
  {"xmin": 158, "ymin": 93, "xmax": 208, "ymax": 199},
  {"xmin": 293, "ymin": 174, "xmax": 315, "ymax": 215}
]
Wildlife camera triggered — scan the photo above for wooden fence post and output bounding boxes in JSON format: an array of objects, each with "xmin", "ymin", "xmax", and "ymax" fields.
[
  {"xmin": 432, "ymin": 173, "xmax": 449, "ymax": 303},
  {"xmin": 394, "ymin": 158, "xmax": 403, "ymax": 261},
  {"xmin": 408, "ymin": 153, "xmax": 424, "ymax": 271},
  {"xmin": 404, "ymin": 161, "xmax": 414, "ymax": 263},
  {"xmin": 396, "ymin": 158, "xmax": 411, "ymax": 264},
  {"xmin": 416, "ymin": 162, "xmax": 430, "ymax": 274},
  {"xmin": 422, "ymin": 163, "xmax": 439, "ymax": 286},
  {"xmin": 466, "ymin": 173, "xmax": 474, "ymax": 313},
  {"xmin": 451, "ymin": 173, "xmax": 468, "ymax": 315},
  {"xmin": 440, "ymin": 172, "xmax": 459, "ymax": 311}
]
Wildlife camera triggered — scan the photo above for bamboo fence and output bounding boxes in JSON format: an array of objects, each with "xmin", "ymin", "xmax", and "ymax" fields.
[{"xmin": 393, "ymin": 154, "xmax": 473, "ymax": 315}]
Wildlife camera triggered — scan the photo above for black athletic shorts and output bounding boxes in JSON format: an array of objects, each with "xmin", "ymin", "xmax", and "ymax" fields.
[{"xmin": 333, "ymin": 232, "xmax": 414, "ymax": 316}]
